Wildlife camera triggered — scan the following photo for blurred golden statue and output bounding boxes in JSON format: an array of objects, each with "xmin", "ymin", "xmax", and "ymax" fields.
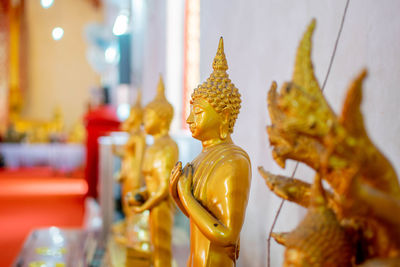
[
  {"xmin": 11, "ymin": 106, "xmax": 65, "ymax": 143},
  {"xmin": 259, "ymin": 19, "xmax": 400, "ymax": 266},
  {"xmin": 170, "ymin": 37, "xmax": 251, "ymax": 266},
  {"xmin": 127, "ymin": 77, "xmax": 178, "ymax": 267},
  {"xmin": 112, "ymin": 92, "xmax": 147, "ymax": 250},
  {"xmin": 67, "ymin": 120, "xmax": 86, "ymax": 143}
]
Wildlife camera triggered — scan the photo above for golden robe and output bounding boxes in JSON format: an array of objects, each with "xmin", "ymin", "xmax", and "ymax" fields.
[
  {"xmin": 142, "ymin": 136, "xmax": 178, "ymax": 267},
  {"xmin": 187, "ymin": 143, "xmax": 251, "ymax": 267}
]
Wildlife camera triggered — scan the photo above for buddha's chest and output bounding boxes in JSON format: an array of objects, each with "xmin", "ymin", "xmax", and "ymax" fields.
[
  {"xmin": 142, "ymin": 144, "xmax": 160, "ymax": 173},
  {"xmin": 142, "ymin": 145, "xmax": 163, "ymax": 190},
  {"xmin": 191, "ymin": 160, "xmax": 222, "ymax": 215}
]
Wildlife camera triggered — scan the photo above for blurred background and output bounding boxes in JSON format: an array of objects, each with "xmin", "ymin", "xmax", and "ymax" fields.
[{"xmin": 0, "ymin": 0, "xmax": 399, "ymax": 266}]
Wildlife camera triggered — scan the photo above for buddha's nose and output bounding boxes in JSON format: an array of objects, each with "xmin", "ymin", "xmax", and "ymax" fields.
[{"xmin": 186, "ymin": 111, "xmax": 194, "ymax": 124}]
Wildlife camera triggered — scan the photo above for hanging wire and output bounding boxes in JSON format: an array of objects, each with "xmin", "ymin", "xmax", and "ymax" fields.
[
  {"xmin": 266, "ymin": 162, "xmax": 299, "ymax": 266},
  {"xmin": 266, "ymin": 1, "xmax": 351, "ymax": 266},
  {"xmin": 322, "ymin": 0, "xmax": 351, "ymax": 91}
]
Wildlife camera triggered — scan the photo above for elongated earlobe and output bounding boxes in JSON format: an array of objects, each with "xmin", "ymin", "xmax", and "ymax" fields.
[
  {"xmin": 219, "ymin": 107, "xmax": 230, "ymax": 140},
  {"xmin": 219, "ymin": 123, "xmax": 228, "ymax": 140}
]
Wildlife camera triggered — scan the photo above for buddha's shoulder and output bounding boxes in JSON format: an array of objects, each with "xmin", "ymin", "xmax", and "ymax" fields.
[
  {"xmin": 135, "ymin": 131, "xmax": 146, "ymax": 140},
  {"xmin": 200, "ymin": 144, "xmax": 251, "ymax": 176},
  {"xmin": 129, "ymin": 132, "xmax": 146, "ymax": 143},
  {"xmin": 161, "ymin": 136, "xmax": 178, "ymax": 148},
  {"xmin": 207, "ymin": 146, "xmax": 251, "ymax": 186},
  {"xmin": 216, "ymin": 143, "xmax": 250, "ymax": 162},
  {"xmin": 151, "ymin": 136, "xmax": 178, "ymax": 153}
]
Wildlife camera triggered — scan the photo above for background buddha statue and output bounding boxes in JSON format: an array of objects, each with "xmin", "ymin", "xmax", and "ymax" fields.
[
  {"xmin": 113, "ymin": 92, "xmax": 147, "ymax": 247},
  {"xmin": 259, "ymin": 20, "xmax": 400, "ymax": 266},
  {"xmin": 170, "ymin": 37, "xmax": 252, "ymax": 267},
  {"xmin": 127, "ymin": 76, "xmax": 178, "ymax": 267}
]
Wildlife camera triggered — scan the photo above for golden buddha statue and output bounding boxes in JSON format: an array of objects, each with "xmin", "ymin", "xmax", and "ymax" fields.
[
  {"xmin": 170, "ymin": 37, "xmax": 251, "ymax": 266},
  {"xmin": 259, "ymin": 20, "xmax": 400, "ymax": 266},
  {"xmin": 127, "ymin": 76, "xmax": 178, "ymax": 267},
  {"xmin": 113, "ymin": 92, "xmax": 147, "ymax": 247}
]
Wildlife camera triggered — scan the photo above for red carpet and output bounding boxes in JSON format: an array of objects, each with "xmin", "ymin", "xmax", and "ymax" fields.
[{"xmin": 0, "ymin": 168, "xmax": 87, "ymax": 266}]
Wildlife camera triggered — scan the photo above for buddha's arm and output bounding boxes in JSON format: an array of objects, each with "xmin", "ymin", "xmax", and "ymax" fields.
[
  {"xmin": 116, "ymin": 159, "xmax": 128, "ymax": 182},
  {"xmin": 178, "ymin": 158, "xmax": 251, "ymax": 246},
  {"xmin": 126, "ymin": 186, "xmax": 149, "ymax": 207},
  {"xmin": 173, "ymin": 194, "xmax": 189, "ymax": 217},
  {"xmin": 134, "ymin": 135, "xmax": 146, "ymax": 163},
  {"xmin": 112, "ymin": 144, "xmax": 124, "ymax": 158},
  {"xmin": 136, "ymin": 150, "xmax": 175, "ymax": 212},
  {"xmin": 115, "ymin": 171, "xmax": 124, "ymax": 183}
]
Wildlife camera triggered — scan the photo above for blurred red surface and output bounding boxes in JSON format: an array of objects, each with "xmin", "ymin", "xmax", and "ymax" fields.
[
  {"xmin": 0, "ymin": 167, "xmax": 87, "ymax": 266},
  {"xmin": 84, "ymin": 105, "xmax": 120, "ymax": 198}
]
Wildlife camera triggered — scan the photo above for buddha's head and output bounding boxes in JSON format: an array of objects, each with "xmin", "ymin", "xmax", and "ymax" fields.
[
  {"xmin": 122, "ymin": 91, "xmax": 143, "ymax": 133},
  {"xmin": 144, "ymin": 76, "xmax": 174, "ymax": 136},
  {"xmin": 187, "ymin": 37, "xmax": 241, "ymax": 142}
]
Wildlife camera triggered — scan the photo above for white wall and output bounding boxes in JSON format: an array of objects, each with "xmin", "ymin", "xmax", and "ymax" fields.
[
  {"xmin": 140, "ymin": 0, "xmax": 167, "ymax": 105},
  {"xmin": 140, "ymin": 0, "xmax": 185, "ymax": 136},
  {"xmin": 199, "ymin": 0, "xmax": 400, "ymax": 266}
]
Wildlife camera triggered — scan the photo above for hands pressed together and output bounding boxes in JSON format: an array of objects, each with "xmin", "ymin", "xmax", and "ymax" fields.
[{"xmin": 170, "ymin": 161, "xmax": 193, "ymax": 200}]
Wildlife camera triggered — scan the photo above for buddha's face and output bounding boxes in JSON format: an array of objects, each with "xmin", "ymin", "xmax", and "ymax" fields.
[
  {"xmin": 186, "ymin": 98, "xmax": 222, "ymax": 141},
  {"xmin": 143, "ymin": 108, "xmax": 161, "ymax": 135},
  {"xmin": 122, "ymin": 109, "xmax": 142, "ymax": 132}
]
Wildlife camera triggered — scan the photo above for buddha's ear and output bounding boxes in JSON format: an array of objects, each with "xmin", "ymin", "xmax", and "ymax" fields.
[
  {"xmin": 219, "ymin": 107, "xmax": 230, "ymax": 140},
  {"xmin": 221, "ymin": 107, "xmax": 230, "ymax": 123}
]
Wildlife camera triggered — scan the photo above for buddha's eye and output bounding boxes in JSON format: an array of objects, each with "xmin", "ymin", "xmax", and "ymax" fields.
[{"xmin": 194, "ymin": 107, "xmax": 203, "ymax": 114}]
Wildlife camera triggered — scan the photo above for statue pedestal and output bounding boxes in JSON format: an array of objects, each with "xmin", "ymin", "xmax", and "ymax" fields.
[
  {"xmin": 106, "ymin": 223, "xmax": 189, "ymax": 267},
  {"xmin": 126, "ymin": 246, "xmax": 151, "ymax": 267},
  {"xmin": 107, "ymin": 226, "xmax": 151, "ymax": 267}
]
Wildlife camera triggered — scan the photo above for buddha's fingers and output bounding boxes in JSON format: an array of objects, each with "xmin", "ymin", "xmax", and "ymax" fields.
[
  {"xmin": 115, "ymin": 171, "xmax": 125, "ymax": 183},
  {"xmin": 170, "ymin": 161, "xmax": 183, "ymax": 185},
  {"xmin": 169, "ymin": 161, "xmax": 183, "ymax": 204}
]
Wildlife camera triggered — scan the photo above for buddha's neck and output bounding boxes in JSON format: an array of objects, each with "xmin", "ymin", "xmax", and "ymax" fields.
[
  {"xmin": 130, "ymin": 126, "xmax": 141, "ymax": 135},
  {"xmin": 202, "ymin": 136, "xmax": 233, "ymax": 152},
  {"xmin": 152, "ymin": 128, "xmax": 169, "ymax": 140}
]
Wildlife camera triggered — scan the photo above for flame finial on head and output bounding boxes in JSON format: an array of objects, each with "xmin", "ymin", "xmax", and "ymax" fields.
[
  {"xmin": 212, "ymin": 37, "xmax": 228, "ymax": 72},
  {"xmin": 145, "ymin": 74, "xmax": 174, "ymax": 128},
  {"xmin": 155, "ymin": 75, "xmax": 167, "ymax": 101},
  {"xmin": 123, "ymin": 90, "xmax": 143, "ymax": 131},
  {"xmin": 134, "ymin": 90, "xmax": 142, "ymax": 108},
  {"xmin": 191, "ymin": 37, "xmax": 241, "ymax": 134}
]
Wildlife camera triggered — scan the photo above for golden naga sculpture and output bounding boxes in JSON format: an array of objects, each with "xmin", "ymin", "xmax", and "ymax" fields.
[
  {"xmin": 170, "ymin": 37, "xmax": 252, "ymax": 266},
  {"xmin": 113, "ymin": 92, "xmax": 147, "ymax": 248},
  {"xmin": 258, "ymin": 19, "xmax": 400, "ymax": 266},
  {"xmin": 126, "ymin": 76, "xmax": 179, "ymax": 267},
  {"xmin": 277, "ymin": 175, "xmax": 353, "ymax": 267}
]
